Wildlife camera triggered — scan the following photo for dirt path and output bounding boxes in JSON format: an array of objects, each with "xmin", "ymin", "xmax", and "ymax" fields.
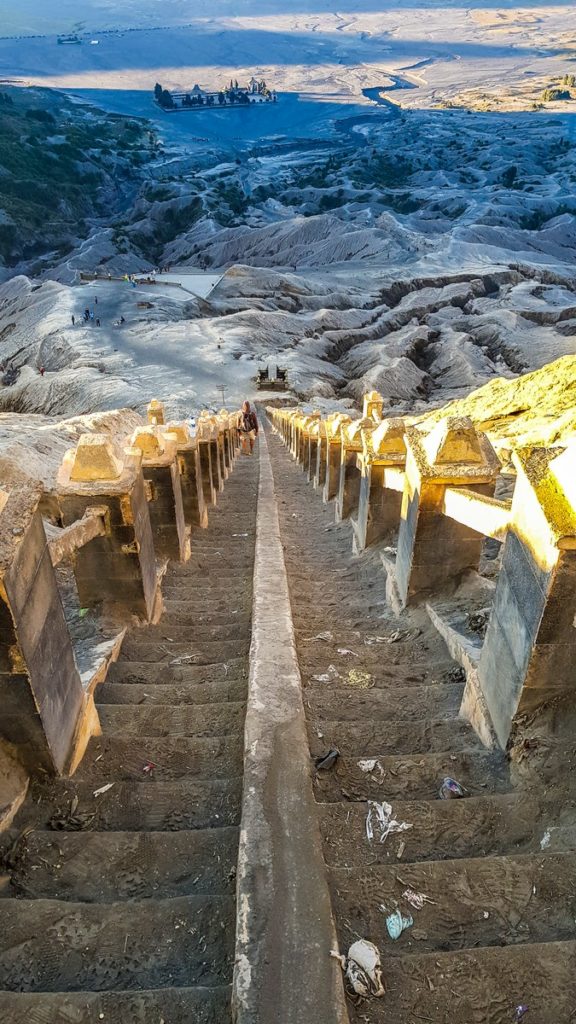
[
  {"xmin": 0, "ymin": 452, "xmax": 259, "ymax": 1023},
  {"xmin": 266, "ymin": 417, "xmax": 576, "ymax": 1024}
]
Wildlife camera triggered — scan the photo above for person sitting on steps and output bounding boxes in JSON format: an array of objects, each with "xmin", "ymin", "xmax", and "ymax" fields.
[{"xmin": 238, "ymin": 401, "xmax": 259, "ymax": 455}]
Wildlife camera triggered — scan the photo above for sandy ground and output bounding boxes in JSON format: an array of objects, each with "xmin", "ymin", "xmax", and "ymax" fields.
[{"xmin": 1, "ymin": 0, "xmax": 576, "ymax": 140}]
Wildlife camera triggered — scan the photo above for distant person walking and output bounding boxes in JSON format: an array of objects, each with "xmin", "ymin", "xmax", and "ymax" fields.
[
  {"xmin": 237, "ymin": 401, "xmax": 259, "ymax": 455},
  {"xmin": 96, "ymin": 317, "xmax": 101, "ymax": 327},
  {"xmin": 90, "ymin": 311, "xmax": 95, "ymax": 321},
  {"xmin": 71, "ymin": 314, "xmax": 75, "ymax": 326}
]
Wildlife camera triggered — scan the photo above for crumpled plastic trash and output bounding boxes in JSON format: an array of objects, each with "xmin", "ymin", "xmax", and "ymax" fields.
[
  {"xmin": 303, "ymin": 630, "xmax": 333, "ymax": 642},
  {"xmin": 439, "ymin": 777, "xmax": 468, "ymax": 800},
  {"xmin": 331, "ymin": 939, "xmax": 386, "ymax": 999},
  {"xmin": 346, "ymin": 668, "xmax": 374, "ymax": 689},
  {"xmin": 312, "ymin": 665, "xmax": 340, "ymax": 683},
  {"xmin": 385, "ymin": 909, "xmax": 413, "ymax": 940},
  {"xmin": 366, "ymin": 801, "xmax": 413, "ymax": 843},
  {"xmin": 402, "ymin": 888, "xmax": 436, "ymax": 910},
  {"xmin": 314, "ymin": 748, "xmax": 339, "ymax": 771}
]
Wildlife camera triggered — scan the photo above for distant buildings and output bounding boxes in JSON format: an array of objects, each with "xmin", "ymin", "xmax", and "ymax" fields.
[{"xmin": 153, "ymin": 78, "xmax": 277, "ymax": 112}]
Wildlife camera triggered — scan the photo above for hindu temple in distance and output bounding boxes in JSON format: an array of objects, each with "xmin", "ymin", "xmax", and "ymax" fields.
[{"xmin": 154, "ymin": 77, "xmax": 278, "ymax": 111}]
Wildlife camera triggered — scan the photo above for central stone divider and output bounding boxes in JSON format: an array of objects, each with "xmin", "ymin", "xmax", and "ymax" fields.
[{"xmin": 234, "ymin": 423, "xmax": 349, "ymax": 1024}]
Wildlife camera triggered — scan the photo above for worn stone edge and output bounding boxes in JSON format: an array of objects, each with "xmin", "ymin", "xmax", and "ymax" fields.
[{"xmin": 233, "ymin": 424, "xmax": 350, "ymax": 1024}]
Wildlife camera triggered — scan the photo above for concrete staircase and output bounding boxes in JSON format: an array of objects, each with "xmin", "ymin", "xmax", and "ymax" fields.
[
  {"xmin": 267, "ymin": 423, "xmax": 576, "ymax": 1024},
  {"xmin": 0, "ymin": 454, "xmax": 258, "ymax": 1023}
]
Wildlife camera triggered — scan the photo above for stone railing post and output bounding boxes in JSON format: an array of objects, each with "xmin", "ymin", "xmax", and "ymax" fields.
[
  {"xmin": 131, "ymin": 426, "xmax": 191, "ymax": 563},
  {"xmin": 58, "ymin": 433, "xmax": 159, "ymax": 622},
  {"xmin": 147, "ymin": 397, "xmax": 165, "ymax": 425},
  {"xmin": 219, "ymin": 409, "xmax": 236, "ymax": 473},
  {"xmin": 289, "ymin": 410, "xmax": 303, "ymax": 459},
  {"xmin": 394, "ymin": 416, "xmax": 499, "ymax": 609},
  {"xmin": 299, "ymin": 412, "xmax": 321, "ymax": 473},
  {"xmin": 308, "ymin": 420, "xmax": 321, "ymax": 483},
  {"xmin": 354, "ymin": 417, "xmax": 406, "ymax": 551},
  {"xmin": 0, "ymin": 485, "xmax": 95, "ymax": 775},
  {"xmin": 336, "ymin": 416, "xmax": 373, "ymax": 522},
  {"xmin": 311, "ymin": 419, "xmax": 325, "ymax": 491},
  {"xmin": 197, "ymin": 412, "xmax": 221, "ymax": 505},
  {"xmin": 477, "ymin": 442, "xmax": 576, "ymax": 746},
  {"xmin": 362, "ymin": 389, "xmax": 384, "ymax": 423},
  {"xmin": 166, "ymin": 421, "xmax": 208, "ymax": 530},
  {"xmin": 323, "ymin": 413, "xmax": 351, "ymax": 504}
]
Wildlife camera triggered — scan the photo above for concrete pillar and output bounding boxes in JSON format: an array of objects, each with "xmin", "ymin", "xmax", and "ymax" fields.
[
  {"xmin": 166, "ymin": 422, "xmax": 208, "ymax": 530},
  {"xmin": 308, "ymin": 422, "xmax": 320, "ymax": 483},
  {"xmin": 0, "ymin": 486, "xmax": 93, "ymax": 775},
  {"xmin": 362, "ymin": 389, "xmax": 384, "ymax": 423},
  {"xmin": 323, "ymin": 414, "xmax": 351, "ymax": 504},
  {"xmin": 197, "ymin": 413, "xmax": 220, "ymax": 504},
  {"xmin": 219, "ymin": 410, "xmax": 234, "ymax": 473},
  {"xmin": 58, "ymin": 434, "xmax": 159, "ymax": 622},
  {"xmin": 395, "ymin": 416, "xmax": 499, "ymax": 608},
  {"xmin": 335, "ymin": 417, "xmax": 373, "ymax": 522},
  {"xmin": 131, "ymin": 427, "xmax": 191, "ymax": 564},
  {"xmin": 299, "ymin": 413, "xmax": 320, "ymax": 473},
  {"xmin": 354, "ymin": 417, "xmax": 406, "ymax": 550},
  {"xmin": 314, "ymin": 430, "xmax": 328, "ymax": 491},
  {"xmin": 477, "ymin": 443, "xmax": 576, "ymax": 746},
  {"xmin": 147, "ymin": 398, "xmax": 165, "ymax": 426}
]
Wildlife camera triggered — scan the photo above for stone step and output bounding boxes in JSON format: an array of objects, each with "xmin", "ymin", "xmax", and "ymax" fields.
[
  {"xmin": 301, "ymin": 659, "xmax": 460, "ymax": 689},
  {"xmin": 313, "ymin": 749, "xmax": 509, "ymax": 802},
  {"xmin": 296, "ymin": 636, "xmax": 434, "ymax": 666},
  {"xmin": 120, "ymin": 631, "xmax": 249, "ymax": 661},
  {"xmin": 74, "ymin": 734, "xmax": 243, "ymax": 782},
  {"xmin": 305, "ymin": 682, "xmax": 463, "ymax": 722},
  {"xmin": 0, "ymin": 987, "xmax": 232, "ymax": 1024},
  {"xmin": 0, "ymin": 895, "xmax": 234, "ymax": 991},
  {"xmin": 117, "ymin": 640, "xmax": 249, "ymax": 665},
  {"xmin": 162, "ymin": 594, "xmax": 252, "ymax": 613},
  {"xmin": 0, "ymin": 827, "xmax": 239, "ymax": 901},
  {"xmin": 96, "ymin": 678, "xmax": 247, "ymax": 706},
  {"xmin": 136, "ymin": 613, "xmax": 251, "ymax": 634},
  {"xmin": 330, "ymin": 852, "xmax": 576, "ymax": 954},
  {"xmin": 308, "ymin": 717, "xmax": 482, "ymax": 757},
  {"xmin": 361, "ymin": 941, "xmax": 576, "ymax": 1024},
  {"xmin": 97, "ymin": 702, "xmax": 246, "ymax": 738},
  {"xmin": 169, "ymin": 567, "xmax": 253, "ymax": 582},
  {"xmin": 162, "ymin": 606, "xmax": 251, "ymax": 627},
  {"xmin": 319, "ymin": 794, "xmax": 554, "ymax": 867},
  {"xmin": 107, "ymin": 659, "xmax": 247, "ymax": 686},
  {"xmin": 15, "ymin": 779, "xmax": 242, "ymax": 832}
]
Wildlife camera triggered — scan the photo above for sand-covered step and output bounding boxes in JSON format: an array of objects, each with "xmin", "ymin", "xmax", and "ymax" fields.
[
  {"xmin": 301, "ymin": 659, "xmax": 460, "ymax": 689},
  {"xmin": 117, "ymin": 639, "xmax": 249, "ymax": 664},
  {"xmin": 162, "ymin": 607, "xmax": 251, "ymax": 628},
  {"xmin": 107, "ymin": 658, "xmax": 247, "ymax": 686},
  {"xmin": 308, "ymin": 718, "xmax": 482, "ymax": 757},
  {"xmin": 98, "ymin": 702, "xmax": 246, "ymax": 738},
  {"xmin": 0, "ymin": 827, "xmax": 239, "ymax": 901},
  {"xmin": 320, "ymin": 794, "xmax": 550, "ymax": 867},
  {"xmin": 352, "ymin": 941, "xmax": 576, "ymax": 1024},
  {"xmin": 0, "ymin": 987, "xmax": 232, "ymax": 1024},
  {"xmin": 330, "ymin": 852, "xmax": 576, "ymax": 954},
  {"xmin": 96, "ymin": 678, "xmax": 247, "ymax": 705},
  {"xmin": 125, "ymin": 613, "xmax": 251, "ymax": 635},
  {"xmin": 313, "ymin": 749, "xmax": 509, "ymax": 802},
  {"xmin": 169, "ymin": 567, "xmax": 253, "ymax": 583},
  {"xmin": 305, "ymin": 682, "xmax": 463, "ymax": 722},
  {"xmin": 67, "ymin": 734, "xmax": 243, "ymax": 782},
  {"xmin": 15, "ymin": 779, "xmax": 242, "ymax": 832},
  {"xmin": 0, "ymin": 895, "xmax": 234, "ymax": 992},
  {"xmin": 162, "ymin": 592, "xmax": 251, "ymax": 612},
  {"xmin": 119, "ymin": 632, "xmax": 249, "ymax": 662}
]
